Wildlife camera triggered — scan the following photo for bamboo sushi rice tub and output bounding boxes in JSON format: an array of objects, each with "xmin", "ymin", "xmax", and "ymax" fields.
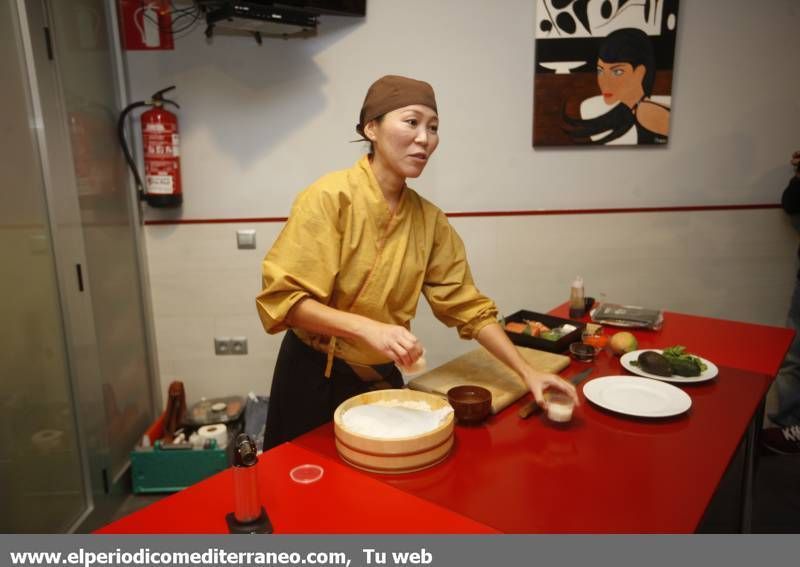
[{"xmin": 333, "ymin": 390, "xmax": 455, "ymax": 474}]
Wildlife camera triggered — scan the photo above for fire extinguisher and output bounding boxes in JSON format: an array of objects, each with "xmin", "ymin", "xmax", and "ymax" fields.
[{"xmin": 118, "ymin": 86, "xmax": 182, "ymax": 208}]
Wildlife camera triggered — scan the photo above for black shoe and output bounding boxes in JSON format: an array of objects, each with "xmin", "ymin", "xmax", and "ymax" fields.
[{"xmin": 762, "ymin": 425, "xmax": 800, "ymax": 455}]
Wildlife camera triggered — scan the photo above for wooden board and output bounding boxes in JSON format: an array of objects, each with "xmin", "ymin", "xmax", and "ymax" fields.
[{"xmin": 408, "ymin": 347, "xmax": 571, "ymax": 414}]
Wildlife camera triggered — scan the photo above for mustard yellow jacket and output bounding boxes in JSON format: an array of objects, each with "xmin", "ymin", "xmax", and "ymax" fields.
[{"xmin": 256, "ymin": 155, "xmax": 498, "ymax": 365}]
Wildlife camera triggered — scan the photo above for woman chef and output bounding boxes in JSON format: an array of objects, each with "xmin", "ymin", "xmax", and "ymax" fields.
[{"xmin": 257, "ymin": 75, "xmax": 578, "ymax": 449}]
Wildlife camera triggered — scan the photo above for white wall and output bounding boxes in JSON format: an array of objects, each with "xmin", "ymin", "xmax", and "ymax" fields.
[
  {"xmin": 126, "ymin": 0, "xmax": 800, "ymax": 403},
  {"xmin": 146, "ymin": 210, "xmax": 796, "ymax": 404},
  {"xmin": 128, "ymin": 0, "xmax": 800, "ymax": 220}
]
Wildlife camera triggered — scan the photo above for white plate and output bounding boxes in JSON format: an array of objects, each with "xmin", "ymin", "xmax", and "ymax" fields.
[
  {"xmin": 583, "ymin": 376, "xmax": 692, "ymax": 418},
  {"xmin": 620, "ymin": 349, "xmax": 718, "ymax": 384}
]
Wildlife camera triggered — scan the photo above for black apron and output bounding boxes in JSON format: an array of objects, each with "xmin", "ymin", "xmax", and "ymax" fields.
[{"xmin": 264, "ymin": 330, "xmax": 403, "ymax": 450}]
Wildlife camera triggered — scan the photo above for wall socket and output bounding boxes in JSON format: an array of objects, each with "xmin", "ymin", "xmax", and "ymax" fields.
[
  {"xmin": 236, "ymin": 229, "xmax": 256, "ymax": 249},
  {"xmin": 214, "ymin": 337, "xmax": 248, "ymax": 355}
]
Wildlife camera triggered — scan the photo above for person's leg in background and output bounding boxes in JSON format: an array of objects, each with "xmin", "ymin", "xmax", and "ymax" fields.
[{"xmin": 763, "ymin": 278, "xmax": 800, "ymax": 453}]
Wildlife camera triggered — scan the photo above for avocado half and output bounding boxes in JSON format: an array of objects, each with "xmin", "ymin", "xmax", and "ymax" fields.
[{"xmin": 637, "ymin": 351, "xmax": 673, "ymax": 377}]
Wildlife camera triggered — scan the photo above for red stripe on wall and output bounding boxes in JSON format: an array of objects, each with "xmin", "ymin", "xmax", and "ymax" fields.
[
  {"xmin": 145, "ymin": 216, "xmax": 289, "ymax": 225},
  {"xmin": 446, "ymin": 203, "xmax": 780, "ymax": 217},
  {"xmin": 143, "ymin": 203, "xmax": 780, "ymax": 225}
]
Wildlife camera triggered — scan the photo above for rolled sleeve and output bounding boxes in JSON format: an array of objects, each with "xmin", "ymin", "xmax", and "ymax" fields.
[
  {"xmin": 256, "ymin": 186, "xmax": 343, "ymax": 334},
  {"xmin": 422, "ymin": 211, "xmax": 498, "ymax": 339}
]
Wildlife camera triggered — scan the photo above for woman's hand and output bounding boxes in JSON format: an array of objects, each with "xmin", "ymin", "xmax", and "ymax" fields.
[
  {"xmin": 474, "ymin": 323, "xmax": 580, "ymax": 408},
  {"xmin": 359, "ymin": 320, "xmax": 423, "ymax": 367},
  {"xmin": 521, "ymin": 367, "xmax": 580, "ymax": 410},
  {"xmin": 284, "ymin": 299, "xmax": 423, "ymax": 365}
]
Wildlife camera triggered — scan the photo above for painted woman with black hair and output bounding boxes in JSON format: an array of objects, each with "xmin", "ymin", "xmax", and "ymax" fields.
[{"xmin": 564, "ymin": 28, "xmax": 670, "ymax": 145}]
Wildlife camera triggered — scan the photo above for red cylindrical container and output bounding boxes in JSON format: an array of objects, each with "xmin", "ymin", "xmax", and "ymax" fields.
[
  {"xmin": 233, "ymin": 462, "xmax": 261, "ymax": 523},
  {"xmin": 232, "ymin": 434, "xmax": 261, "ymax": 523},
  {"xmin": 140, "ymin": 103, "xmax": 182, "ymax": 208}
]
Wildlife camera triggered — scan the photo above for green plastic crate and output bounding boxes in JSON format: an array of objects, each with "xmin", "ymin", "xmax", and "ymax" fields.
[{"xmin": 131, "ymin": 441, "xmax": 228, "ymax": 493}]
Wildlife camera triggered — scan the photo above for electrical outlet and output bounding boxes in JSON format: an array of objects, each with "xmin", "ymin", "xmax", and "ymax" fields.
[
  {"xmin": 236, "ymin": 229, "xmax": 256, "ymax": 249},
  {"xmin": 214, "ymin": 337, "xmax": 232, "ymax": 355},
  {"xmin": 230, "ymin": 337, "xmax": 248, "ymax": 355}
]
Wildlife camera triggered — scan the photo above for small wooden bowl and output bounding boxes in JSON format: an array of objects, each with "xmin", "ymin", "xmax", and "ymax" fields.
[
  {"xmin": 447, "ymin": 385, "xmax": 492, "ymax": 425},
  {"xmin": 333, "ymin": 390, "xmax": 454, "ymax": 474}
]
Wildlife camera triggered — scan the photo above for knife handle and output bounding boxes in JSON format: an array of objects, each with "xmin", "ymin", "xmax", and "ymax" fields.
[{"xmin": 518, "ymin": 399, "xmax": 542, "ymax": 419}]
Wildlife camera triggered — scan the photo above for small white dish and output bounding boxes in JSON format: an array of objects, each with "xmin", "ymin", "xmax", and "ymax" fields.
[
  {"xmin": 583, "ymin": 376, "xmax": 692, "ymax": 418},
  {"xmin": 289, "ymin": 464, "xmax": 324, "ymax": 484},
  {"xmin": 620, "ymin": 349, "xmax": 718, "ymax": 384}
]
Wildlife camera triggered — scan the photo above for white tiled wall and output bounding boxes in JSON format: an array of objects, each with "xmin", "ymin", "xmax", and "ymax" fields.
[
  {"xmin": 145, "ymin": 222, "xmax": 282, "ymax": 404},
  {"xmin": 145, "ymin": 208, "xmax": 798, "ymax": 404}
]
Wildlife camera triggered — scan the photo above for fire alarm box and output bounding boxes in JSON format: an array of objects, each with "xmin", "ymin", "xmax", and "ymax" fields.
[{"xmin": 118, "ymin": 0, "xmax": 174, "ymax": 51}]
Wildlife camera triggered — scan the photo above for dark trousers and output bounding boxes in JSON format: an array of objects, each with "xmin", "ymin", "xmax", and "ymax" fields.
[
  {"xmin": 264, "ymin": 330, "xmax": 403, "ymax": 450},
  {"xmin": 769, "ymin": 277, "xmax": 800, "ymax": 427}
]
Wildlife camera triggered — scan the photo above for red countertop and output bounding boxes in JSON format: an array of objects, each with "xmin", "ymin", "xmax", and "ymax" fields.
[
  {"xmin": 101, "ymin": 308, "xmax": 792, "ymax": 534},
  {"xmin": 295, "ymin": 353, "xmax": 771, "ymax": 533},
  {"xmin": 98, "ymin": 442, "xmax": 498, "ymax": 534},
  {"xmin": 295, "ymin": 305, "xmax": 793, "ymax": 533},
  {"xmin": 549, "ymin": 303, "xmax": 794, "ymax": 377}
]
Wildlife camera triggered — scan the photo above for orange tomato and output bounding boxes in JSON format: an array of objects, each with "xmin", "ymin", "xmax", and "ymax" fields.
[{"xmin": 583, "ymin": 334, "xmax": 608, "ymax": 349}]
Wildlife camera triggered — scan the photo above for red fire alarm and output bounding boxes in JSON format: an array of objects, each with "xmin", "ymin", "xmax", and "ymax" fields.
[{"xmin": 118, "ymin": 0, "xmax": 174, "ymax": 51}]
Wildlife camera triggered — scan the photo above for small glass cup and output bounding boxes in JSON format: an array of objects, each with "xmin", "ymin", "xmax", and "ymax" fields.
[
  {"xmin": 398, "ymin": 349, "xmax": 427, "ymax": 377},
  {"xmin": 581, "ymin": 330, "xmax": 608, "ymax": 352},
  {"xmin": 545, "ymin": 391, "xmax": 575, "ymax": 423},
  {"xmin": 570, "ymin": 341, "xmax": 595, "ymax": 361}
]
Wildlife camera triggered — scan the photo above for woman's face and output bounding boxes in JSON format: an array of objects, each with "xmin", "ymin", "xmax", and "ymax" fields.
[
  {"xmin": 596, "ymin": 59, "xmax": 646, "ymax": 107},
  {"xmin": 365, "ymin": 104, "xmax": 439, "ymax": 180}
]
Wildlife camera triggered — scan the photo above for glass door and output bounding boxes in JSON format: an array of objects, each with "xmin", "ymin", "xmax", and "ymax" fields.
[
  {"xmin": 46, "ymin": 0, "xmax": 155, "ymax": 484},
  {"xmin": 0, "ymin": 0, "xmax": 87, "ymax": 532},
  {"xmin": 1, "ymin": 0, "xmax": 158, "ymax": 532}
]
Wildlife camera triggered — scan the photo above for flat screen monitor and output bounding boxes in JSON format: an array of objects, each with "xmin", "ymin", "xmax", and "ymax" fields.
[{"xmin": 270, "ymin": 1, "xmax": 366, "ymax": 16}]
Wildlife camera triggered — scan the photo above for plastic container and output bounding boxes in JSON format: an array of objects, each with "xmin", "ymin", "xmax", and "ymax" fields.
[
  {"xmin": 131, "ymin": 440, "xmax": 227, "ymax": 493},
  {"xmin": 502, "ymin": 310, "xmax": 585, "ymax": 353},
  {"xmin": 131, "ymin": 412, "xmax": 228, "ymax": 493},
  {"xmin": 290, "ymin": 464, "xmax": 325, "ymax": 484}
]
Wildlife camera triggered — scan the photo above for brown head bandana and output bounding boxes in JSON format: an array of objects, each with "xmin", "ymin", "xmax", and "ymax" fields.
[{"xmin": 356, "ymin": 75, "xmax": 438, "ymax": 138}]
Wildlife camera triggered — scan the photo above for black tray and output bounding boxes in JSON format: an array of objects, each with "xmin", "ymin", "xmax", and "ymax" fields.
[{"xmin": 502, "ymin": 310, "xmax": 585, "ymax": 353}]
